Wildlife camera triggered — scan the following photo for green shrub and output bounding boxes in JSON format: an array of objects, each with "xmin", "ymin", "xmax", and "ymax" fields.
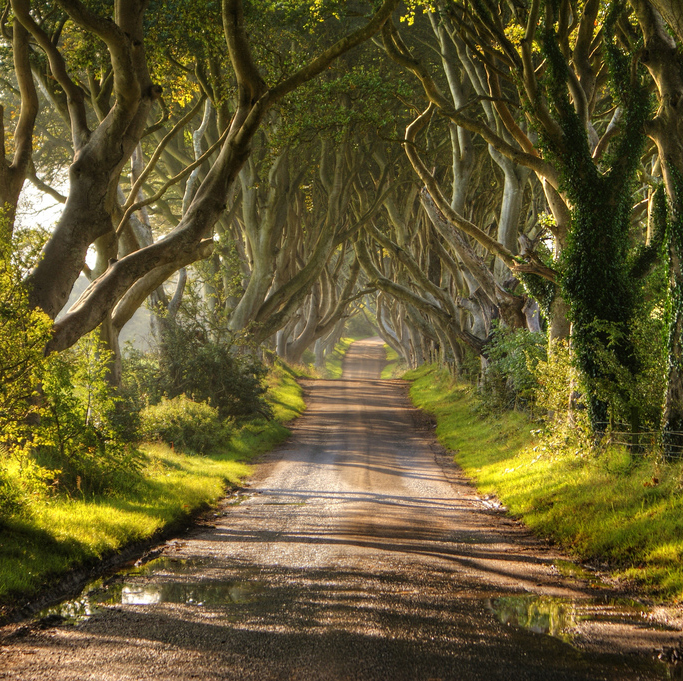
[
  {"xmin": 140, "ymin": 395, "xmax": 230, "ymax": 453},
  {"xmin": 0, "ymin": 217, "xmax": 52, "ymax": 455},
  {"xmin": 580, "ymin": 317, "xmax": 666, "ymax": 432},
  {"xmin": 35, "ymin": 334, "xmax": 144, "ymax": 497},
  {"xmin": 120, "ymin": 345, "xmax": 164, "ymax": 413},
  {"xmin": 122, "ymin": 325, "xmax": 271, "ymax": 421},
  {"xmin": 482, "ymin": 323, "xmax": 547, "ymax": 412},
  {"xmin": 159, "ymin": 324, "xmax": 271, "ymax": 419}
]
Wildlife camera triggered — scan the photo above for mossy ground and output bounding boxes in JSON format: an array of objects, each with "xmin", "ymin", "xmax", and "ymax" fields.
[
  {"xmin": 404, "ymin": 363, "xmax": 683, "ymax": 602},
  {"xmin": 0, "ymin": 363, "xmax": 304, "ymax": 610}
]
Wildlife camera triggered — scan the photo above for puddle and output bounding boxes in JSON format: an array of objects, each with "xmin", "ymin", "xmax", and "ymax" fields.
[
  {"xmin": 489, "ymin": 593, "xmax": 661, "ymax": 642},
  {"xmin": 38, "ymin": 556, "xmax": 264, "ymax": 625},
  {"xmin": 120, "ymin": 581, "xmax": 262, "ymax": 606},
  {"xmin": 490, "ymin": 594, "xmax": 580, "ymax": 641},
  {"xmin": 489, "ymin": 594, "xmax": 683, "ymax": 677}
]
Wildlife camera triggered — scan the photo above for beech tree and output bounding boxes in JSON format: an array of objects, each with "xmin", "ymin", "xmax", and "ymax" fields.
[
  {"xmin": 374, "ymin": 1, "xmax": 672, "ymax": 436},
  {"xmin": 630, "ymin": 0, "xmax": 683, "ymax": 451},
  {"xmin": 2, "ymin": 0, "xmax": 398, "ymax": 356},
  {"xmin": 5, "ymin": 0, "xmax": 683, "ymax": 451}
]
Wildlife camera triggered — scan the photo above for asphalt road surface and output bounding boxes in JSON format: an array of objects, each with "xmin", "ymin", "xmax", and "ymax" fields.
[{"xmin": 1, "ymin": 338, "xmax": 680, "ymax": 680}]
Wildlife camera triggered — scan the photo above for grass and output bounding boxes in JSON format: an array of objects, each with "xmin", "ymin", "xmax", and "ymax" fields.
[
  {"xmin": 380, "ymin": 344, "xmax": 405, "ymax": 379},
  {"xmin": 265, "ymin": 358, "xmax": 308, "ymax": 422},
  {"xmin": 322, "ymin": 337, "xmax": 356, "ymax": 378},
  {"xmin": 0, "ymin": 363, "xmax": 304, "ymax": 612},
  {"xmin": 404, "ymin": 363, "xmax": 683, "ymax": 602}
]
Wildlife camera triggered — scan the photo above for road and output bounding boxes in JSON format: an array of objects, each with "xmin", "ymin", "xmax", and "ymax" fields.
[{"xmin": 0, "ymin": 337, "xmax": 679, "ymax": 680}]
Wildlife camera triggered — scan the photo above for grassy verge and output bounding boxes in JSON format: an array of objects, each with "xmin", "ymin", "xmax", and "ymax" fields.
[
  {"xmin": 0, "ymin": 363, "xmax": 305, "ymax": 611},
  {"xmin": 380, "ymin": 344, "xmax": 405, "ymax": 379},
  {"xmin": 322, "ymin": 337, "xmax": 356, "ymax": 378},
  {"xmin": 404, "ymin": 363, "xmax": 683, "ymax": 602}
]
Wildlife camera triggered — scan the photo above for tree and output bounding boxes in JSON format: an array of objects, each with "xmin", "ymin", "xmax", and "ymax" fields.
[
  {"xmin": 6, "ymin": 0, "xmax": 397, "ymax": 356},
  {"xmin": 379, "ymin": 1, "xmax": 665, "ymax": 434}
]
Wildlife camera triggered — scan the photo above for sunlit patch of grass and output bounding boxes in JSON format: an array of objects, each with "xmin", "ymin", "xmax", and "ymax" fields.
[
  {"xmin": 405, "ymin": 363, "xmax": 683, "ymax": 601},
  {"xmin": 265, "ymin": 358, "xmax": 308, "ymax": 422},
  {"xmin": 381, "ymin": 344, "xmax": 405, "ymax": 379},
  {"xmin": 0, "ymin": 366, "xmax": 304, "ymax": 609}
]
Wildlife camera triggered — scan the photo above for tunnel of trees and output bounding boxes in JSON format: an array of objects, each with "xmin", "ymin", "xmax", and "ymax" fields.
[{"xmin": 3, "ymin": 0, "xmax": 683, "ymax": 489}]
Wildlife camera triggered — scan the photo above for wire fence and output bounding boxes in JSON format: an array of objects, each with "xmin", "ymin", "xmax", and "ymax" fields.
[
  {"xmin": 591, "ymin": 423, "xmax": 683, "ymax": 459},
  {"xmin": 422, "ymin": 353, "xmax": 683, "ymax": 460}
]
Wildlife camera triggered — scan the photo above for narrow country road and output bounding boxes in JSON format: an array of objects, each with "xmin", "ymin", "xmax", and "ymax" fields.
[{"xmin": 1, "ymin": 338, "xmax": 680, "ymax": 680}]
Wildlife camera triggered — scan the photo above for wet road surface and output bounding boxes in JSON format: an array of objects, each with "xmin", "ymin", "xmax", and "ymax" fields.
[{"xmin": 1, "ymin": 337, "xmax": 681, "ymax": 679}]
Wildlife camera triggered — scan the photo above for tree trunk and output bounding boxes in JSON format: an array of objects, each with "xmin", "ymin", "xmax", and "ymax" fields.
[{"xmin": 631, "ymin": 0, "xmax": 683, "ymax": 454}]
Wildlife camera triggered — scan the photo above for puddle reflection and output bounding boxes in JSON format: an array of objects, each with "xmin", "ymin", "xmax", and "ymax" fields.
[
  {"xmin": 121, "ymin": 581, "xmax": 262, "ymax": 606},
  {"xmin": 489, "ymin": 593, "xmax": 667, "ymax": 641},
  {"xmin": 489, "ymin": 595, "xmax": 581, "ymax": 641},
  {"xmin": 39, "ymin": 556, "xmax": 264, "ymax": 623}
]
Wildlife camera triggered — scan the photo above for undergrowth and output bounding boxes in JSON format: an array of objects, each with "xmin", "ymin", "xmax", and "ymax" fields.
[{"xmin": 404, "ymin": 363, "xmax": 683, "ymax": 602}]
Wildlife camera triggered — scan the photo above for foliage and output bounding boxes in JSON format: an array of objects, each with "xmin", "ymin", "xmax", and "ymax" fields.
[
  {"xmin": 157, "ymin": 322, "xmax": 271, "ymax": 419},
  {"xmin": 121, "ymin": 270, "xmax": 272, "ymax": 423},
  {"xmin": 120, "ymin": 345, "xmax": 164, "ymax": 414},
  {"xmin": 140, "ymin": 394, "xmax": 230, "ymax": 453},
  {"xmin": 663, "ymin": 171, "xmax": 683, "ymax": 451},
  {"xmin": 581, "ymin": 316, "xmax": 666, "ymax": 432},
  {"xmin": 274, "ymin": 59, "xmax": 412, "ymax": 147},
  {"xmin": 539, "ymin": 5, "xmax": 653, "ymax": 432},
  {"xmin": 146, "ymin": 267, "xmax": 273, "ymax": 420},
  {"xmin": 0, "ymin": 216, "xmax": 52, "ymax": 455},
  {"xmin": 482, "ymin": 323, "xmax": 547, "ymax": 413},
  {"xmin": 34, "ymin": 335, "xmax": 144, "ymax": 497},
  {"xmin": 519, "ymin": 274, "xmax": 557, "ymax": 320}
]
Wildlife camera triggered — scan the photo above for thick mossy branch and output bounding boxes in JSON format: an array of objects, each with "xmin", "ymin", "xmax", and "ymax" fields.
[{"xmin": 519, "ymin": 272, "xmax": 556, "ymax": 318}]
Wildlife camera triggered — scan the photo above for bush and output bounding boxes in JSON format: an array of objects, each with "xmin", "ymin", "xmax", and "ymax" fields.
[
  {"xmin": 122, "ymin": 322, "xmax": 271, "ymax": 421},
  {"xmin": 0, "ymin": 218, "xmax": 52, "ymax": 455},
  {"xmin": 482, "ymin": 324, "xmax": 547, "ymax": 412},
  {"xmin": 140, "ymin": 395, "xmax": 231, "ymax": 453},
  {"xmin": 34, "ymin": 334, "xmax": 144, "ymax": 497},
  {"xmin": 158, "ymin": 324, "xmax": 271, "ymax": 419}
]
